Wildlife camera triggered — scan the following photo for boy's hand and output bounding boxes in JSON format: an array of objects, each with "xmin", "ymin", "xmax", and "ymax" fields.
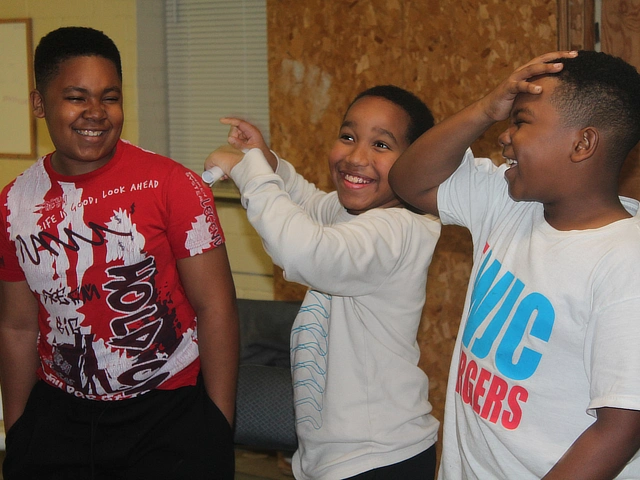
[
  {"xmin": 220, "ymin": 117, "xmax": 277, "ymax": 170},
  {"xmin": 221, "ymin": 117, "xmax": 267, "ymax": 151},
  {"xmin": 480, "ymin": 50, "xmax": 578, "ymax": 122},
  {"xmin": 204, "ymin": 145, "xmax": 245, "ymax": 177}
]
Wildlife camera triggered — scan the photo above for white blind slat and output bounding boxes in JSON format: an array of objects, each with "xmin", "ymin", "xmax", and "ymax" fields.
[{"xmin": 165, "ymin": 0, "xmax": 270, "ymax": 181}]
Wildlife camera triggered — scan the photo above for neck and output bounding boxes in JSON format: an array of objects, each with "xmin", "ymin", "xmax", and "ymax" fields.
[{"xmin": 543, "ymin": 196, "xmax": 631, "ymax": 231}]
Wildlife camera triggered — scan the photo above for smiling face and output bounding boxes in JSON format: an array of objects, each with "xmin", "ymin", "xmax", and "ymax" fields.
[
  {"xmin": 31, "ymin": 55, "xmax": 124, "ymax": 176},
  {"xmin": 499, "ymin": 76, "xmax": 578, "ymax": 204},
  {"xmin": 329, "ymin": 96, "xmax": 411, "ymax": 215}
]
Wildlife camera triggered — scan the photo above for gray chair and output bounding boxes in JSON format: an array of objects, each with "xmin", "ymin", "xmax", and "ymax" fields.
[{"xmin": 233, "ymin": 299, "xmax": 301, "ymax": 453}]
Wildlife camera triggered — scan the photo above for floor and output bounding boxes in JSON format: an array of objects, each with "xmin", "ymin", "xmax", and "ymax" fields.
[
  {"xmin": 235, "ymin": 449, "xmax": 293, "ymax": 479},
  {"xmin": 0, "ymin": 448, "xmax": 292, "ymax": 479}
]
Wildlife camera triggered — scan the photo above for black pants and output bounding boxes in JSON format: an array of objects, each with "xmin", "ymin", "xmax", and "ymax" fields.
[
  {"xmin": 344, "ymin": 445, "xmax": 437, "ymax": 480},
  {"xmin": 3, "ymin": 378, "xmax": 234, "ymax": 480}
]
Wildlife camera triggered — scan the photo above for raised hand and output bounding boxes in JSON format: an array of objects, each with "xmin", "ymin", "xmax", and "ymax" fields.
[
  {"xmin": 220, "ymin": 117, "xmax": 277, "ymax": 170},
  {"xmin": 479, "ymin": 50, "xmax": 578, "ymax": 123}
]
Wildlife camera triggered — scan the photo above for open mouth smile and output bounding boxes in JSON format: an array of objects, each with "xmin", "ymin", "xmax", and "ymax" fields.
[
  {"xmin": 343, "ymin": 172, "xmax": 373, "ymax": 185},
  {"xmin": 75, "ymin": 129, "xmax": 104, "ymax": 137},
  {"xmin": 504, "ymin": 157, "xmax": 518, "ymax": 168}
]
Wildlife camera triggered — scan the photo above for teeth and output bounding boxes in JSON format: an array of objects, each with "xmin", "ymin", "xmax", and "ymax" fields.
[
  {"xmin": 76, "ymin": 129, "xmax": 103, "ymax": 137},
  {"xmin": 344, "ymin": 173, "xmax": 372, "ymax": 184},
  {"xmin": 505, "ymin": 157, "xmax": 518, "ymax": 167}
]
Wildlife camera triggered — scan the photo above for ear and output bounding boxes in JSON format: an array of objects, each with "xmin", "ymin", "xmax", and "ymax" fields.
[
  {"xmin": 570, "ymin": 127, "xmax": 598, "ymax": 163},
  {"xmin": 30, "ymin": 90, "xmax": 45, "ymax": 118}
]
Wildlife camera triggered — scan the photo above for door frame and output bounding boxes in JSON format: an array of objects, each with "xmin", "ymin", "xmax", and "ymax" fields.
[{"xmin": 557, "ymin": 0, "xmax": 596, "ymax": 50}]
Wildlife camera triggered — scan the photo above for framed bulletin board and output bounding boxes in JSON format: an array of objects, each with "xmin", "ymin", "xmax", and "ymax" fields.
[{"xmin": 0, "ymin": 18, "xmax": 36, "ymax": 159}]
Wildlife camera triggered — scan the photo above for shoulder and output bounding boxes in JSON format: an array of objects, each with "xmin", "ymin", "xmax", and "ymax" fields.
[
  {"xmin": 449, "ymin": 150, "xmax": 506, "ymax": 187},
  {"xmin": 451, "ymin": 148, "xmax": 502, "ymax": 172},
  {"xmin": 119, "ymin": 140, "xmax": 184, "ymax": 170},
  {"xmin": 608, "ymin": 197, "xmax": 640, "ymax": 246},
  {"xmin": 1, "ymin": 157, "xmax": 47, "ymax": 199},
  {"xmin": 357, "ymin": 207, "xmax": 441, "ymax": 240},
  {"xmin": 438, "ymin": 149, "xmax": 512, "ymax": 226},
  {"xmin": 117, "ymin": 140, "xmax": 203, "ymax": 184},
  {"xmin": 591, "ymin": 206, "xmax": 640, "ymax": 280}
]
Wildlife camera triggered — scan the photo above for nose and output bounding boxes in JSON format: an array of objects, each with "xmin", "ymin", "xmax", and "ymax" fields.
[
  {"xmin": 345, "ymin": 142, "xmax": 369, "ymax": 167},
  {"xmin": 83, "ymin": 98, "xmax": 107, "ymax": 121},
  {"xmin": 498, "ymin": 127, "xmax": 512, "ymax": 149}
]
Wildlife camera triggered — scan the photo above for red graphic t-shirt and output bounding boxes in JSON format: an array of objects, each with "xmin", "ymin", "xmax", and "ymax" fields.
[{"xmin": 0, "ymin": 140, "xmax": 224, "ymax": 400}]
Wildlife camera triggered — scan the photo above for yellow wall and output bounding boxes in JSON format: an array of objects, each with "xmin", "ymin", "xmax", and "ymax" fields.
[{"xmin": 0, "ymin": 0, "xmax": 139, "ymax": 189}]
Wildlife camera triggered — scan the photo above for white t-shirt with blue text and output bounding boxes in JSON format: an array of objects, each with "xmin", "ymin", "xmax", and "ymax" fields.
[{"xmin": 438, "ymin": 150, "xmax": 640, "ymax": 479}]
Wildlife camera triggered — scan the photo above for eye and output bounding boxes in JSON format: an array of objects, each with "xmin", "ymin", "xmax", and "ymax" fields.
[
  {"xmin": 66, "ymin": 96, "xmax": 85, "ymax": 102},
  {"xmin": 512, "ymin": 113, "xmax": 530, "ymax": 127},
  {"xmin": 509, "ymin": 118, "xmax": 523, "ymax": 130},
  {"xmin": 373, "ymin": 141, "xmax": 390, "ymax": 150},
  {"xmin": 103, "ymin": 96, "xmax": 121, "ymax": 103},
  {"xmin": 339, "ymin": 133, "xmax": 354, "ymax": 142}
]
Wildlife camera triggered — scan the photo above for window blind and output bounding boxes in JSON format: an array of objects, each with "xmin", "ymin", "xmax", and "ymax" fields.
[{"xmin": 165, "ymin": 0, "xmax": 270, "ymax": 190}]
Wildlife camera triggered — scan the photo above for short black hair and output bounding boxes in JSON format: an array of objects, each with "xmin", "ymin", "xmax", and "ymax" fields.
[
  {"xmin": 550, "ymin": 50, "xmax": 640, "ymax": 164},
  {"xmin": 346, "ymin": 85, "xmax": 434, "ymax": 145},
  {"xmin": 34, "ymin": 26, "xmax": 122, "ymax": 93}
]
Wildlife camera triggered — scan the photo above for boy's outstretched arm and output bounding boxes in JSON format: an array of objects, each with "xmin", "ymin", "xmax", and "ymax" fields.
[
  {"xmin": 0, "ymin": 280, "xmax": 40, "ymax": 431},
  {"xmin": 177, "ymin": 247, "xmax": 239, "ymax": 425},
  {"xmin": 389, "ymin": 51, "xmax": 577, "ymax": 216},
  {"xmin": 542, "ymin": 407, "xmax": 640, "ymax": 479}
]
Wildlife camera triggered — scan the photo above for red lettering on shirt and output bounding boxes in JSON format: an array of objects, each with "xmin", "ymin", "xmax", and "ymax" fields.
[{"xmin": 456, "ymin": 350, "xmax": 529, "ymax": 429}]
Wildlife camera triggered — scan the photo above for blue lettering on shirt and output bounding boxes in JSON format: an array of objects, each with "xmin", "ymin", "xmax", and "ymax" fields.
[{"xmin": 462, "ymin": 246, "xmax": 555, "ymax": 381}]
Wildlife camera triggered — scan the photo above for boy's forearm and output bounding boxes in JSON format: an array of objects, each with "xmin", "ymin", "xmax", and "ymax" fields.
[
  {"xmin": 0, "ymin": 327, "xmax": 40, "ymax": 431},
  {"xmin": 0, "ymin": 280, "xmax": 41, "ymax": 431},
  {"xmin": 175, "ymin": 249, "xmax": 239, "ymax": 426},
  {"xmin": 198, "ymin": 309, "xmax": 239, "ymax": 426},
  {"xmin": 390, "ymin": 99, "xmax": 496, "ymax": 211},
  {"xmin": 542, "ymin": 407, "xmax": 640, "ymax": 480}
]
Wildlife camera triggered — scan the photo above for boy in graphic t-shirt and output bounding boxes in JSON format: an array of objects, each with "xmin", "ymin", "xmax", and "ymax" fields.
[{"xmin": 0, "ymin": 26, "xmax": 238, "ymax": 479}]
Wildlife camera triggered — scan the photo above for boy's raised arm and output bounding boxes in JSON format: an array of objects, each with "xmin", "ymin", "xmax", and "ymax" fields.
[
  {"xmin": 389, "ymin": 51, "xmax": 576, "ymax": 216},
  {"xmin": 389, "ymin": 101, "xmax": 498, "ymax": 216}
]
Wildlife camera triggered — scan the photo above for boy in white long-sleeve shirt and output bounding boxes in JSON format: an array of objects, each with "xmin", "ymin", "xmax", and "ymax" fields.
[{"xmin": 206, "ymin": 85, "xmax": 441, "ymax": 480}]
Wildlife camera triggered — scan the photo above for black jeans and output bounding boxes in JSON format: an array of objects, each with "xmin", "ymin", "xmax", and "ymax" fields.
[
  {"xmin": 344, "ymin": 445, "xmax": 437, "ymax": 480},
  {"xmin": 3, "ymin": 378, "xmax": 234, "ymax": 480}
]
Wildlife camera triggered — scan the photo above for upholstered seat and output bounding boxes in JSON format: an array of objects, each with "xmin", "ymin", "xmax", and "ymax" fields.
[{"xmin": 234, "ymin": 299, "xmax": 301, "ymax": 453}]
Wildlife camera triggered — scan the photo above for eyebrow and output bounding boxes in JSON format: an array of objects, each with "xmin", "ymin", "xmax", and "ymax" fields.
[
  {"xmin": 341, "ymin": 120, "xmax": 400, "ymax": 144},
  {"xmin": 511, "ymin": 107, "xmax": 534, "ymax": 119},
  {"xmin": 62, "ymin": 85, "xmax": 122, "ymax": 95}
]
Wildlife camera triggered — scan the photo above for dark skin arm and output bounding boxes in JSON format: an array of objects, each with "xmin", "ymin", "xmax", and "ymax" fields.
[
  {"xmin": 176, "ymin": 246, "xmax": 239, "ymax": 426},
  {"xmin": 0, "ymin": 280, "xmax": 40, "ymax": 431},
  {"xmin": 389, "ymin": 51, "xmax": 577, "ymax": 216},
  {"xmin": 542, "ymin": 407, "xmax": 640, "ymax": 479}
]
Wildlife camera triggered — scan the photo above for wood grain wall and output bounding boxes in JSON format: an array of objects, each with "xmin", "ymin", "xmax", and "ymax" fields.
[
  {"xmin": 265, "ymin": 0, "xmax": 562, "ymax": 456},
  {"xmin": 602, "ymin": 0, "xmax": 640, "ymax": 200}
]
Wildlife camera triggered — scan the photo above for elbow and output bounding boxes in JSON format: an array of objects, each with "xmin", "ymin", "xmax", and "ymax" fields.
[{"xmin": 388, "ymin": 160, "xmax": 410, "ymax": 202}]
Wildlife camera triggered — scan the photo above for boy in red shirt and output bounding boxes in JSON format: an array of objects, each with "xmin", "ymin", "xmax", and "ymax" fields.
[{"xmin": 0, "ymin": 26, "xmax": 238, "ymax": 479}]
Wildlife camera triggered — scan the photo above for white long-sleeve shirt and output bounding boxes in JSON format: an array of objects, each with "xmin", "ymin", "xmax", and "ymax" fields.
[{"xmin": 230, "ymin": 149, "xmax": 441, "ymax": 480}]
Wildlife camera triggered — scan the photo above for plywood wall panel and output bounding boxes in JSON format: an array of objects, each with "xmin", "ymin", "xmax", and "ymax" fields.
[{"xmin": 601, "ymin": 0, "xmax": 640, "ymax": 200}]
